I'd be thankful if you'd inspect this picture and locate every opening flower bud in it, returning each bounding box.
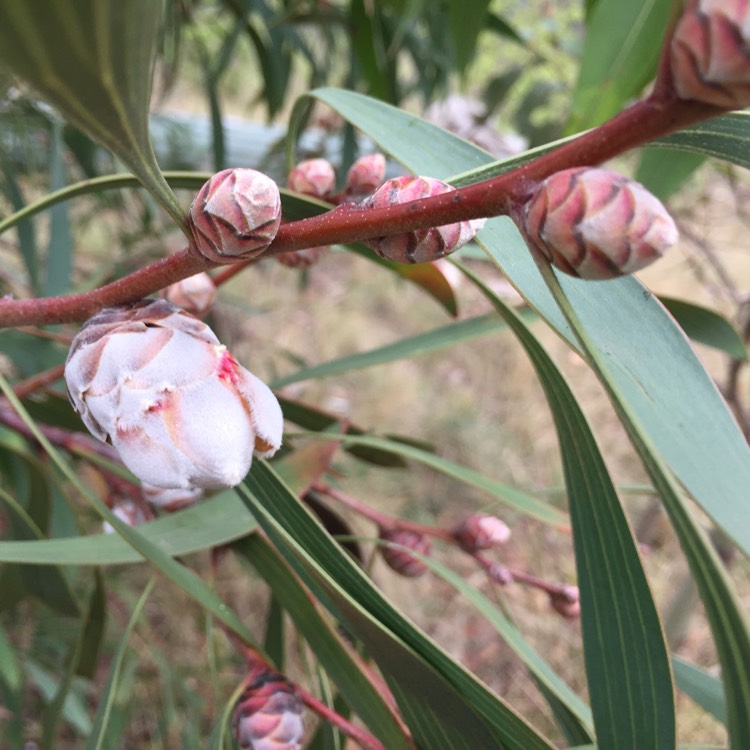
[521,167,678,280]
[162,272,217,317]
[361,175,485,264]
[65,299,283,490]
[453,514,511,552]
[233,672,304,750]
[188,168,282,263]
[379,528,432,577]
[287,158,336,198]
[671,0,750,108]
[345,152,386,197]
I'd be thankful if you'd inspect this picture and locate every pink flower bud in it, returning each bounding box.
[549,585,581,619]
[287,158,336,198]
[141,482,204,512]
[64,299,283,490]
[275,245,328,268]
[488,563,513,586]
[379,528,432,577]
[521,167,678,280]
[453,514,511,552]
[188,169,282,264]
[162,272,217,317]
[671,0,750,108]
[102,499,147,534]
[361,175,485,264]
[233,673,304,750]
[345,153,386,197]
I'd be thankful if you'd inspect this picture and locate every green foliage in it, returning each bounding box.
[1,0,748,748]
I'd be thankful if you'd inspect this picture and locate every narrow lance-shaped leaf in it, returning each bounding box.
[0,0,186,231]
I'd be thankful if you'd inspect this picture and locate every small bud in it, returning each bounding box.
[102,499,147,534]
[233,672,304,750]
[345,153,386,197]
[65,299,283,490]
[141,482,204,512]
[275,245,328,268]
[188,169,281,264]
[521,167,678,280]
[287,158,336,198]
[162,272,217,317]
[549,585,581,619]
[453,514,511,552]
[361,175,485,264]
[379,528,432,577]
[671,0,750,108]
[488,563,513,586]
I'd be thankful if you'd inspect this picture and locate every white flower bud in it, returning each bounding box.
[162,272,217,317]
[65,299,283,490]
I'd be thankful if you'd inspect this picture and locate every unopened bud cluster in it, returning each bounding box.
[64,299,282,490]
[233,672,304,750]
[188,169,282,264]
[361,175,485,264]
[379,528,432,577]
[520,167,678,280]
[453,514,511,552]
[671,0,750,109]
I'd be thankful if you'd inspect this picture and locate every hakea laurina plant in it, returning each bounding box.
[162,271,217,317]
[379,528,433,578]
[452,513,512,552]
[64,299,282,490]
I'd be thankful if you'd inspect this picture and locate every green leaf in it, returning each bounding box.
[76,570,107,679]
[0,0,186,230]
[237,535,413,750]
[636,148,706,199]
[672,655,726,725]
[448,0,491,73]
[568,0,677,130]
[457,262,675,749]
[658,296,747,360]
[301,87,750,560]
[270,312,532,388]
[239,461,555,750]
[85,579,154,750]
[44,119,73,297]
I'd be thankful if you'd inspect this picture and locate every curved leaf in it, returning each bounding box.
[0,0,186,230]
[672,655,726,725]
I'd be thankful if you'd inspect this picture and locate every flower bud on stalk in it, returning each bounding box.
[162,272,217,317]
[453,514,511,552]
[521,167,678,280]
[287,158,336,198]
[379,528,432,577]
[361,175,485,264]
[188,169,282,264]
[141,482,204,512]
[345,153,386,197]
[233,672,305,750]
[671,0,750,108]
[549,585,581,619]
[64,299,283,490]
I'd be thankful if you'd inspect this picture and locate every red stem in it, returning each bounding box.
[0,92,725,328]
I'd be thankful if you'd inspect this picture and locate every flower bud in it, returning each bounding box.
[361,176,485,264]
[671,0,750,108]
[345,153,386,197]
[521,167,678,280]
[275,245,328,268]
[65,299,283,490]
[287,158,336,198]
[549,585,581,619]
[452,514,511,552]
[379,528,431,577]
[488,563,513,586]
[102,499,147,534]
[141,482,204,512]
[233,672,304,750]
[162,272,217,317]
[188,169,282,264]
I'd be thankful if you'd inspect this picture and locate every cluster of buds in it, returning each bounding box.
[188,168,282,264]
[452,514,511,552]
[671,0,750,109]
[64,299,282,490]
[379,528,432,577]
[361,175,485,264]
[232,670,305,750]
[162,272,217,317]
[519,167,679,280]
